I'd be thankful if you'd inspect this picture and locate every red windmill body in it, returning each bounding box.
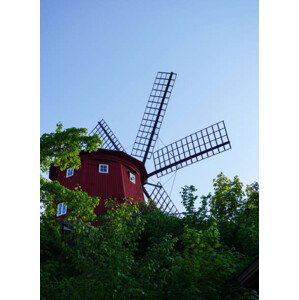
[51,72,232,218]
[50,149,147,215]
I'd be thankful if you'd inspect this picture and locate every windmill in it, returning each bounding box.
[89,72,231,215]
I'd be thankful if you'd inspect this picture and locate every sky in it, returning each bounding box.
[41,0,258,212]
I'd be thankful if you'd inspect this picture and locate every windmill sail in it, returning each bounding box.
[90,119,126,152]
[148,121,231,178]
[131,72,177,163]
[144,183,180,215]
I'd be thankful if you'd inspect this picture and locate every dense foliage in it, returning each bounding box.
[41,125,259,299]
[40,122,101,173]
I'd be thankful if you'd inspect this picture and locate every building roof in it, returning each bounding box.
[50,148,148,183]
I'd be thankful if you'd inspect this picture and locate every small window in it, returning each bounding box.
[99,164,109,173]
[57,203,67,216]
[129,172,136,184]
[66,168,74,178]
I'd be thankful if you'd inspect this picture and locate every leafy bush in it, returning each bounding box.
[40,124,258,299]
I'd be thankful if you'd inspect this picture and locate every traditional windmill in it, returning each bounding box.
[50,72,231,216]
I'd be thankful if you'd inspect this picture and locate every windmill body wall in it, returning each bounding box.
[50,149,147,215]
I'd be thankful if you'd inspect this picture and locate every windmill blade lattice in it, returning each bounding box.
[90,119,126,152]
[146,182,180,215]
[148,121,231,178]
[131,72,177,162]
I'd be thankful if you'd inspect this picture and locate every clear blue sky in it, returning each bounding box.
[41,0,258,212]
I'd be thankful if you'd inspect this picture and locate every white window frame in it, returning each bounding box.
[99,164,109,174]
[57,202,67,216]
[129,172,136,184]
[66,168,74,178]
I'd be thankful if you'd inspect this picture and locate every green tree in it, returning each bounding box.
[40,122,101,173]
[40,124,258,299]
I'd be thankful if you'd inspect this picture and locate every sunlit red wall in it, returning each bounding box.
[50,149,147,215]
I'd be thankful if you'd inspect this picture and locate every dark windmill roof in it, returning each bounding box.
[49,148,148,183]
[80,148,148,180]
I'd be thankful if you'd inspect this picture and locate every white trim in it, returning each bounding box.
[99,164,109,173]
[57,203,67,216]
[66,168,74,178]
[129,172,136,184]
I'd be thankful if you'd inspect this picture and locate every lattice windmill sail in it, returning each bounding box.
[148,121,231,178]
[131,72,177,162]
[90,119,126,152]
[90,72,231,215]
[147,182,180,215]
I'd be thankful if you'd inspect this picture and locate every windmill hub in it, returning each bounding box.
[51,72,231,217]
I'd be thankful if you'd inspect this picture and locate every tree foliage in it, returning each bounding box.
[40,122,102,173]
[40,124,259,299]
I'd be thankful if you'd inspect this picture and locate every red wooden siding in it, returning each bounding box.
[121,164,144,202]
[49,149,147,216]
